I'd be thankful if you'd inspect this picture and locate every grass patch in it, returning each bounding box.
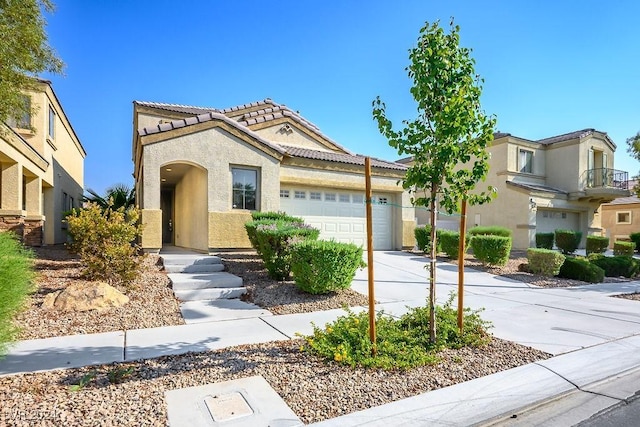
[0,232,35,356]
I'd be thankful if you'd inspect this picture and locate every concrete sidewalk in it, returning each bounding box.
[2,251,640,425]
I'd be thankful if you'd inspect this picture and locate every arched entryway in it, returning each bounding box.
[160,162,208,252]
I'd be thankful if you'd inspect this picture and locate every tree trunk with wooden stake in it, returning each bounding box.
[428,183,438,343]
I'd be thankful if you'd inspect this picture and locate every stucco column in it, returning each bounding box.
[24,176,42,216]
[142,162,161,209]
[1,162,20,211]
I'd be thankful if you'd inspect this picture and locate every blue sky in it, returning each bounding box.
[41,1,640,194]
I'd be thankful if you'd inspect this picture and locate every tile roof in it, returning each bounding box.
[138,111,286,155]
[280,145,407,171]
[134,101,218,116]
[603,195,640,205]
[536,128,611,145]
[506,181,568,195]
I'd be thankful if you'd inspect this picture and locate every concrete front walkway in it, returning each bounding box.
[2,251,640,426]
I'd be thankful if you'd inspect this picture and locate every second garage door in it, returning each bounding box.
[279,188,393,250]
[536,209,580,234]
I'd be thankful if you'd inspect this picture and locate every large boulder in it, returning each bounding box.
[43,282,129,312]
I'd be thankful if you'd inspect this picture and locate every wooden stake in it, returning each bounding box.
[458,199,467,332]
[365,157,376,354]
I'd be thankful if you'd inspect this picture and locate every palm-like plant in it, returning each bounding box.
[84,184,135,211]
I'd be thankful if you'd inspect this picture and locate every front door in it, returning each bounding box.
[161,189,174,244]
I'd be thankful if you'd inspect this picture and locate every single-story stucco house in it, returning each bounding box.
[132,99,415,253]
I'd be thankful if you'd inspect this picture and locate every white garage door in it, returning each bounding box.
[279,188,393,250]
[536,209,580,234]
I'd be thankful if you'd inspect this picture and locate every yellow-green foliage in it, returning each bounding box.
[0,232,35,356]
[66,203,144,286]
[527,248,565,276]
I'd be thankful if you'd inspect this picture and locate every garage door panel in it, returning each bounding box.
[280,189,392,250]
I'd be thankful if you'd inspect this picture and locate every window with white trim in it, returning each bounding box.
[518,149,533,174]
[310,192,321,200]
[378,197,389,205]
[352,194,364,204]
[280,190,290,198]
[231,167,257,210]
[339,194,350,203]
[617,211,631,224]
[294,190,306,199]
[48,105,56,139]
[325,193,336,201]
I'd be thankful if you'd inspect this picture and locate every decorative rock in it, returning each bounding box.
[42,282,129,311]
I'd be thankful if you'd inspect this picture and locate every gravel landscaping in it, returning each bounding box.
[4,246,638,425]
[15,246,184,340]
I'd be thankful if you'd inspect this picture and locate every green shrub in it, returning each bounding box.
[586,235,609,256]
[290,240,365,294]
[589,255,640,278]
[629,232,640,253]
[558,257,604,283]
[527,248,565,276]
[0,232,35,356]
[469,235,512,266]
[613,241,635,257]
[66,203,143,286]
[300,293,491,370]
[414,225,441,254]
[439,230,463,259]
[468,226,512,238]
[250,211,303,223]
[535,233,554,250]
[555,229,582,255]
[254,221,320,280]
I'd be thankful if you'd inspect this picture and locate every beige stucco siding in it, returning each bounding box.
[601,203,640,245]
[174,166,208,251]
[253,123,333,151]
[141,127,280,211]
[545,143,580,192]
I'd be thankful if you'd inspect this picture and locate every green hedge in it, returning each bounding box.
[585,235,609,256]
[414,225,441,254]
[558,257,604,283]
[630,232,640,253]
[0,232,35,356]
[439,230,463,260]
[613,241,635,257]
[250,211,303,223]
[527,248,565,277]
[254,221,320,280]
[469,235,511,266]
[555,230,582,255]
[290,240,365,294]
[589,255,640,278]
[535,233,554,250]
[468,226,512,237]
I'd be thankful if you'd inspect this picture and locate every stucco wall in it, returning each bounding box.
[141,209,162,252]
[208,211,252,250]
[253,123,332,151]
[174,166,208,251]
[545,143,580,192]
[602,203,640,245]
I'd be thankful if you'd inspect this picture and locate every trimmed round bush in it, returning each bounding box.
[439,230,462,259]
[290,240,365,294]
[613,241,635,257]
[589,255,640,278]
[469,235,512,266]
[414,225,441,254]
[527,248,565,276]
[555,229,582,255]
[468,226,512,238]
[586,235,609,256]
[535,233,554,250]
[629,232,640,253]
[254,221,320,280]
[558,257,604,283]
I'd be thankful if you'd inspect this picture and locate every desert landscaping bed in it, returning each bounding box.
[15,246,184,340]
[0,338,549,426]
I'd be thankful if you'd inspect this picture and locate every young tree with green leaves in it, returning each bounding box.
[372,19,496,343]
[0,0,63,127]
[626,131,640,196]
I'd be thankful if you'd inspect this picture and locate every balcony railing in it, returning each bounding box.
[583,168,629,189]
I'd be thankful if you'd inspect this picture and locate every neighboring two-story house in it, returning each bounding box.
[132,99,415,254]
[0,79,86,246]
[402,129,630,249]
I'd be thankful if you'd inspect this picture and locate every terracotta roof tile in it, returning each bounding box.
[280,145,407,171]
